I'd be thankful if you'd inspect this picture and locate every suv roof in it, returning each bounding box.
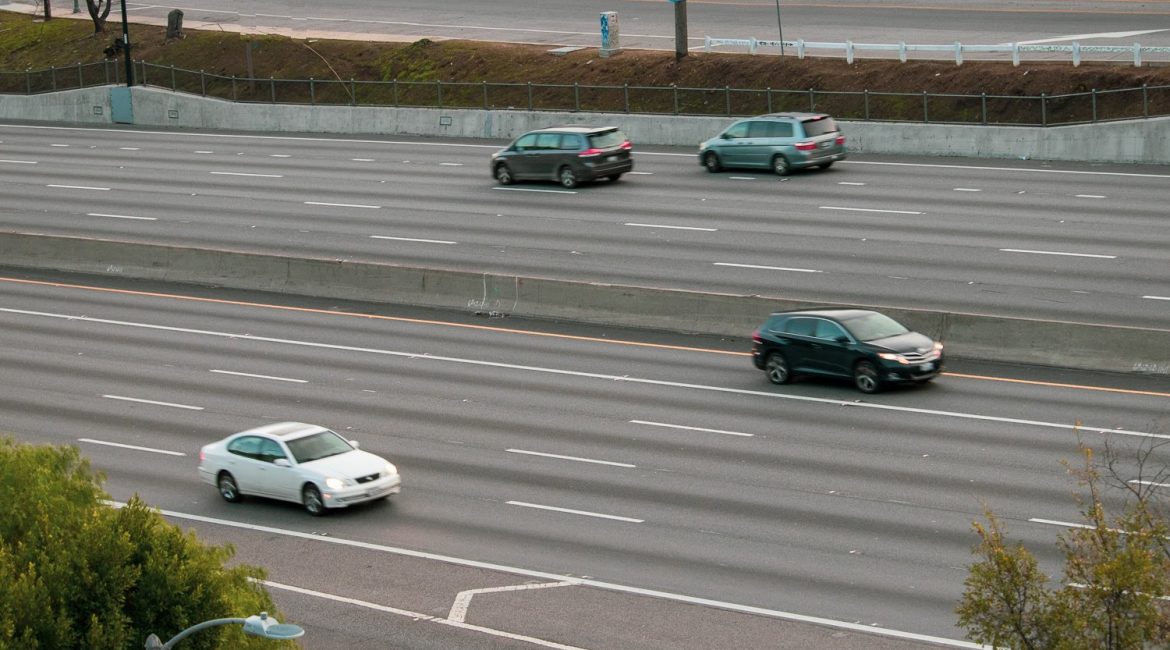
[530,125,621,134]
[751,112,834,121]
[769,308,877,319]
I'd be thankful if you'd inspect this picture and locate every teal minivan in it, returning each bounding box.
[698,113,847,176]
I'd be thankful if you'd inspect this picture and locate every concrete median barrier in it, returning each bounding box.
[2,231,1167,376]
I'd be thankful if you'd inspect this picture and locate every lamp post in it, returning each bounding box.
[119,0,134,86]
[144,612,304,649]
[774,0,785,55]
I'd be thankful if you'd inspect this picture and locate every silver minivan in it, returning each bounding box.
[698,113,847,176]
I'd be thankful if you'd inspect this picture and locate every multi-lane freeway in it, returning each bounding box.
[2,123,1168,327]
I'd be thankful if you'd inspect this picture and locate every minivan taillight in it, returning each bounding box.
[794,141,817,151]
[578,148,603,157]
[835,135,846,145]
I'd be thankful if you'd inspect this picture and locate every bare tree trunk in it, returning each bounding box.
[44,0,53,20]
[85,0,112,33]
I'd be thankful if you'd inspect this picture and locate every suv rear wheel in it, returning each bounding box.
[558,166,579,189]
[771,155,791,176]
[765,352,792,385]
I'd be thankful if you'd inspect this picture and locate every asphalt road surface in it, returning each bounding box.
[3,271,1169,647]
[2,123,1168,328]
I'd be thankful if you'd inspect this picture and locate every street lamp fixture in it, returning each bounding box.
[144,612,304,649]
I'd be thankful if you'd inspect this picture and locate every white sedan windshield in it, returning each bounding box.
[286,430,353,464]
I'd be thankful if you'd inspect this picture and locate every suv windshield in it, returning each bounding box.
[587,129,626,149]
[843,313,909,342]
[286,430,353,464]
[801,117,838,137]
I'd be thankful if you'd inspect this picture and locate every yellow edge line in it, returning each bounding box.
[0,276,745,356]
[4,276,1167,398]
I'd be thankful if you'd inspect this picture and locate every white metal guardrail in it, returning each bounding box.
[703,37,1170,66]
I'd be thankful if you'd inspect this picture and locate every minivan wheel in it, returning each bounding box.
[217,472,242,503]
[854,360,883,394]
[607,173,623,182]
[818,162,834,170]
[558,166,579,189]
[494,163,514,185]
[303,484,326,516]
[771,155,791,176]
[765,352,792,385]
[703,152,722,173]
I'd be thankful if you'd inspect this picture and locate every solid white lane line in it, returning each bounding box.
[47,184,110,190]
[102,394,204,410]
[628,171,653,175]
[1000,248,1117,259]
[820,206,923,215]
[629,420,754,437]
[1144,296,1170,301]
[370,235,457,244]
[1075,194,1106,199]
[1029,518,1095,531]
[119,147,140,151]
[837,181,865,186]
[842,160,1170,179]
[449,582,576,624]
[625,223,717,232]
[351,158,375,162]
[50,143,69,147]
[953,188,982,192]
[118,503,984,648]
[210,369,307,383]
[262,580,586,650]
[8,308,1160,440]
[194,150,214,154]
[0,159,37,164]
[269,154,291,158]
[506,501,644,523]
[79,438,185,456]
[304,201,381,209]
[507,449,635,468]
[439,162,463,166]
[88,212,157,221]
[491,187,577,194]
[714,262,821,273]
[209,171,283,178]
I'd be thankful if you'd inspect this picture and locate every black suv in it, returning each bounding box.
[491,126,634,189]
[751,309,943,393]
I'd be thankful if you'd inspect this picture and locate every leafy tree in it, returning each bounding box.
[957,443,1170,649]
[0,437,296,650]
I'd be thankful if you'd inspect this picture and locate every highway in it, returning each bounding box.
[2,123,1168,328]
[2,271,1169,647]
[87,0,1170,52]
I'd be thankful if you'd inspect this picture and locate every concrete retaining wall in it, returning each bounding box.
[2,232,1167,375]
[1,85,1168,163]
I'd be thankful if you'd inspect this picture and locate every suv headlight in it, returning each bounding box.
[877,352,910,365]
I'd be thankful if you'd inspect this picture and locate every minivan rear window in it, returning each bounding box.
[588,129,627,149]
[801,117,838,137]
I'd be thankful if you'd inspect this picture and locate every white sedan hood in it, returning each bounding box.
[301,449,388,478]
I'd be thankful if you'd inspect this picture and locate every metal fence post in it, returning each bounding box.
[200,69,205,96]
[864,89,869,121]
[808,87,814,111]
[139,61,145,86]
[437,79,442,108]
[170,64,176,91]
[310,78,315,104]
[1040,93,1047,127]
[393,78,398,107]
[766,87,772,113]
[725,85,731,116]
[26,68,31,94]
[981,92,987,125]
[231,75,237,100]
[270,77,276,102]
[1091,88,1097,122]
[672,84,678,115]
[351,79,356,106]
[623,83,629,113]
[527,82,533,111]
[77,62,83,87]
[51,65,56,91]
[482,80,488,109]
[1143,84,1149,117]
[922,90,928,123]
[574,82,580,111]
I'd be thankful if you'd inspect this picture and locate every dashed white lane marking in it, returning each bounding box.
[628,170,653,175]
[370,235,457,244]
[953,188,981,192]
[261,580,586,650]
[270,154,291,158]
[88,212,157,221]
[448,581,576,624]
[209,171,283,178]
[119,147,140,151]
[714,262,821,273]
[625,222,717,232]
[729,176,756,180]
[50,143,69,147]
[506,501,644,523]
[48,184,110,191]
[305,201,381,209]
[491,187,577,194]
[1029,518,1095,530]
[507,448,635,468]
[1129,479,1170,488]
[1000,248,1117,259]
[210,369,307,383]
[630,420,754,437]
[8,308,1161,440]
[102,394,204,410]
[351,158,375,162]
[79,438,186,456]
[0,159,36,164]
[1144,295,1170,301]
[439,162,463,166]
[194,150,214,154]
[1075,194,1106,199]
[126,504,982,648]
[820,206,923,215]
[837,181,865,186]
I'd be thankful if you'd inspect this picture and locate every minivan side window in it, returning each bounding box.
[723,122,750,139]
[513,134,539,150]
[783,318,817,337]
[747,121,772,138]
[535,133,562,150]
[766,121,794,138]
[559,134,584,150]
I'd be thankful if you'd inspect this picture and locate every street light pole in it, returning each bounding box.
[144,612,304,649]
[774,0,785,56]
[119,0,134,86]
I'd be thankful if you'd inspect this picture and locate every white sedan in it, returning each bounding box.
[198,422,401,516]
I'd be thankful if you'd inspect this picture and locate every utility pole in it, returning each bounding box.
[775,0,785,55]
[673,0,687,60]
